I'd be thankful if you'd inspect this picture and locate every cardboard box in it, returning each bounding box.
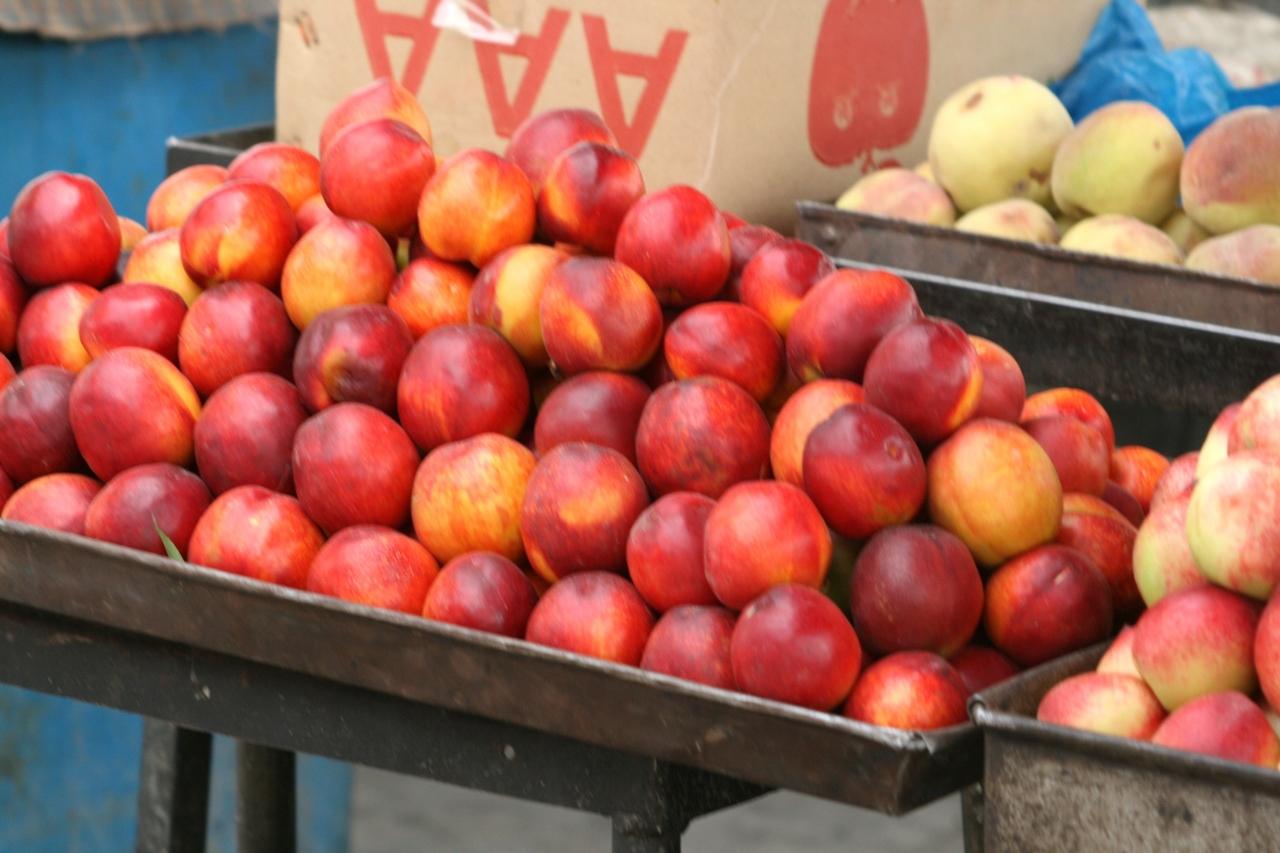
[277,0,1109,228]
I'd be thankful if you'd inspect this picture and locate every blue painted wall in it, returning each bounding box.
[0,687,353,852]
[0,20,277,221]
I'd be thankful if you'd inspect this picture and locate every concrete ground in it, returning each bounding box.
[349,768,963,853]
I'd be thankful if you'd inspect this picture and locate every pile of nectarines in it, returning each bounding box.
[0,77,1175,732]
[1038,377,1280,770]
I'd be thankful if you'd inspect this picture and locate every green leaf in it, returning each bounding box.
[152,515,184,563]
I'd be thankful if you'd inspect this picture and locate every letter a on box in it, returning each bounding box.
[581,14,687,158]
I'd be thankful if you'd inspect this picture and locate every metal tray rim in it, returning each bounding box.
[970,642,1280,796]
[0,519,968,752]
[796,200,1280,297]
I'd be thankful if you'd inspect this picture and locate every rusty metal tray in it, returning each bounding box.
[970,644,1280,852]
[165,124,274,172]
[0,521,979,816]
[797,202,1280,335]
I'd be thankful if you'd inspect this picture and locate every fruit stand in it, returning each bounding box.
[0,523,976,852]
[6,1,1280,851]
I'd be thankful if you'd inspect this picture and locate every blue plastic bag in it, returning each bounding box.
[1051,0,1280,142]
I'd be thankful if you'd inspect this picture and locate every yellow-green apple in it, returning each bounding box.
[1186,450,1280,599]
[1096,625,1141,678]
[1181,107,1280,234]
[1230,374,1280,455]
[1132,584,1259,710]
[1150,451,1198,508]
[1133,492,1206,607]
[1037,672,1165,739]
[1198,402,1242,478]
[1254,594,1280,713]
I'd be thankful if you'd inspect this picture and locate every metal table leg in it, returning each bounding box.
[135,719,212,853]
[236,742,296,853]
[961,783,985,853]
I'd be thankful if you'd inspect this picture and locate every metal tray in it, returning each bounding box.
[0,521,978,815]
[165,124,274,173]
[796,203,1280,334]
[970,644,1280,851]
